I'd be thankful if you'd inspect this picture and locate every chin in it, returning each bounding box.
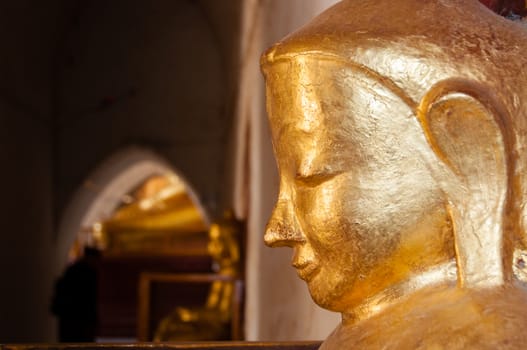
[308,281,348,312]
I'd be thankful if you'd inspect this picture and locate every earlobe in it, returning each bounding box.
[417,79,513,288]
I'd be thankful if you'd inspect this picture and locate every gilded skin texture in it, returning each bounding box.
[261,0,527,348]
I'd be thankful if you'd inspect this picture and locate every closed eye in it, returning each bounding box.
[294,171,342,187]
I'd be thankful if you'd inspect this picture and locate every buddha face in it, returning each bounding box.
[264,57,454,312]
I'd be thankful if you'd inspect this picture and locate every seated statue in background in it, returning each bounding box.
[154,211,241,341]
[261,0,527,348]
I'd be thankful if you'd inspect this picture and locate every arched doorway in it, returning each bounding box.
[54,146,213,341]
[57,146,209,267]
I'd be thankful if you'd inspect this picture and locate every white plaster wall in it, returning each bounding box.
[240,0,341,341]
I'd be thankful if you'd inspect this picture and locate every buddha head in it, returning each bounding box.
[261,0,527,317]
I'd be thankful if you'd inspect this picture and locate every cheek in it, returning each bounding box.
[295,184,359,254]
[295,181,403,270]
[295,183,345,229]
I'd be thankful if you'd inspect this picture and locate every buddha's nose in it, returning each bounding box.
[264,200,305,247]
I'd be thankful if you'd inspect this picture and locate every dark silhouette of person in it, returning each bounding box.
[51,247,100,342]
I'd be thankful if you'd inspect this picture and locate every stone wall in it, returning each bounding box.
[240,0,341,341]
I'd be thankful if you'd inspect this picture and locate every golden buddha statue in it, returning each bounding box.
[154,210,241,341]
[261,0,527,348]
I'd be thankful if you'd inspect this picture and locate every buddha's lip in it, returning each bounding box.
[293,262,320,281]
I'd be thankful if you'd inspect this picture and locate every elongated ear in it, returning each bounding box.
[417,79,513,288]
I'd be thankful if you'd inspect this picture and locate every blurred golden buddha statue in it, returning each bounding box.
[261,0,527,348]
[154,210,241,341]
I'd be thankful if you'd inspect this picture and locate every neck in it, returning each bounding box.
[342,260,458,325]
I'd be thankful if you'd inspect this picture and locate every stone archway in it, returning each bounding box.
[56,146,210,271]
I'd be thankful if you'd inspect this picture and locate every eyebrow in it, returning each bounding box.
[274,123,351,177]
[276,122,313,140]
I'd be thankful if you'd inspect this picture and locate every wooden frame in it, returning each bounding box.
[137,272,244,342]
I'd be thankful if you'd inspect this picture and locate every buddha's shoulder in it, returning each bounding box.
[321,286,527,349]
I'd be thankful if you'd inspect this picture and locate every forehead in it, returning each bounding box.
[265,56,347,133]
[264,56,419,166]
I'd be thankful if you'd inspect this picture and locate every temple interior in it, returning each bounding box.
[0,0,525,344]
